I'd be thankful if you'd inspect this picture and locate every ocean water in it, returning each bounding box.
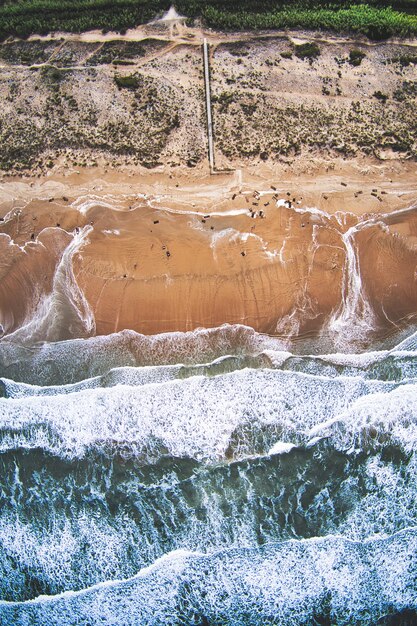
[0,322,416,625]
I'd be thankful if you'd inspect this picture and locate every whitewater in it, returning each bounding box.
[0,320,416,624]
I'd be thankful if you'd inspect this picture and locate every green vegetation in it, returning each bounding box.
[112,59,136,65]
[294,42,320,60]
[86,40,167,66]
[387,53,417,66]
[0,1,416,41]
[212,90,236,112]
[373,90,389,102]
[40,65,63,81]
[114,73,140,89]
[0,0,171,41]
[349,48,366,66]
[393,79,417,99]
[200,5,417,40]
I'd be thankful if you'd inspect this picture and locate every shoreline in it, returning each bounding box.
[0,157,416,344]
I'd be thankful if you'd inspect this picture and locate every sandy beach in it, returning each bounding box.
[0,158,416,342]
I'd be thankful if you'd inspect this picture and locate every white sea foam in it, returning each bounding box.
[72,195,137,215]
[209,227,278,261]
[1,529,416,625]
[0,324,286,385]
[309,381,417,453]
[0,368,413,461]
[0,435,416,605]
[328,222,378,348]
[261,350,293,367]
[0,354,247,397]
[1,319,415,388]
[267,441,296,455]
[316,350,389,368]
[3,226,95,344]
[149,199,250,218]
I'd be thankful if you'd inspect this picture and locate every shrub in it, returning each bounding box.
[114,74,140,89]
[373,90,389,102]
[294,42,321,61]
[113,59,135,66]
[349,49,366,66]
[389,54,417,67]
[41,66,63,82]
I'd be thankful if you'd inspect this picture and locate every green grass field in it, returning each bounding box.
[0,1,416,41]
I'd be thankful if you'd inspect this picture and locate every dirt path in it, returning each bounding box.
[21,20,417,49]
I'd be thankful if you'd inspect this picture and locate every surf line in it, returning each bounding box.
[203,38,234,175]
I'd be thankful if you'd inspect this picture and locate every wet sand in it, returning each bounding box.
[0,160,416,343]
